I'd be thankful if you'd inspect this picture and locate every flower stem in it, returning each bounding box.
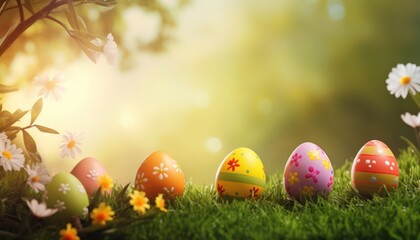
[410,93,420,109]
[415,127,420,150]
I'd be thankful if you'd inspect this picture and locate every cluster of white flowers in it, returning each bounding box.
[386,63,420,129]
[91,33,118,66]
[0,132,24,171]
[1,132,53,217]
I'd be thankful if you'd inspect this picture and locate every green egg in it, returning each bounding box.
[45,172,89,223]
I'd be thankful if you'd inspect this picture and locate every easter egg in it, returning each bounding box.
[134,151,184,201]
[71,157,108,196]
[351,140,399,197]
[45,172,89,222]
[283,142,334,201]
[215,147,266,199]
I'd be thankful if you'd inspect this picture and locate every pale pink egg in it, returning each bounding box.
[71,157,108,196]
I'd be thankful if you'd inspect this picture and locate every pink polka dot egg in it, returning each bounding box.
[283,142,334,202]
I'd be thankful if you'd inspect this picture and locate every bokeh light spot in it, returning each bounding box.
[206,137,222,153]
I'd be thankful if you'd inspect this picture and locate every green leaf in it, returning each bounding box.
[34,125,59,134]
[71,32,102,51]
[30,98,43,125]
[0,200,4,218]
[22,129,37,154]
[0,0,9,16]
[116,183,131,203]
[92,0,118,7]
[29,151,42,163]
[0,110,11,119]
[65,10,78,30]
[67,0,79,31]
[400,136,420,157]
[23,0,34,14]
[77,16,88,32]
[5,128,20,141]
[0,230,18,239]
[0,109,28,132]
[77,40,99,63]
[0,84,19,94]
[88,187,102,213]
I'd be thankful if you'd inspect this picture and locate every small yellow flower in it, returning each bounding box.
[301,186,315,196]
[59,223,80,240]
[90,202,115,225]
[129,190,150,214]
[97,174,114,193]
[155,194,167,212]
[322,159,331,170]
[288,172,300,186]
[308,150,321,161]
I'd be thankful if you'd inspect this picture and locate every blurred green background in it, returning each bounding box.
[1,0,419,184]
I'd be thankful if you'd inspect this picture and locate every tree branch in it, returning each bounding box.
[0,0,67,57]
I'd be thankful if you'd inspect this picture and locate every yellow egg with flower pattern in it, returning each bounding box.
[215,147,266,199]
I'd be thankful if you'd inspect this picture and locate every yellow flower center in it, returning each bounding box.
[400,76,411,85]
[159,169,164,173]
[2,150,12,160]
[67,140,76,149]
[45,80,56,90]
[135,198,145,206]
[62,232,77,240]
[31,175,39,183]
[96,211,107,222]
[98,174,114,192]
[59,224,79,240]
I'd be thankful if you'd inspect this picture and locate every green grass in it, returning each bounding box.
[1,149,419,239]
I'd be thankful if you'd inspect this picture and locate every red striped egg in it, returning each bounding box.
[351,140,399,197]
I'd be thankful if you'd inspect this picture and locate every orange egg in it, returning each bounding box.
[134,151,185,201]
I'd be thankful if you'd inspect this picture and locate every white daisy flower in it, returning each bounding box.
[152,162,169,181]
[33,73,66,101]
[386,63,420,98]
[25,199,58,218]
[59,131,82,159]
[401,112,420,128]
[0,141,24,171]
[103,33,118,66]
[0,132,9,144]
[25,164,51,193]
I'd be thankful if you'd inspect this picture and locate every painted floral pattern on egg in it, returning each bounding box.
[215,147,266,199]
[45,172,89,223]
[134,151,185,201]
[70,157,109,196]
[283,142,334,201]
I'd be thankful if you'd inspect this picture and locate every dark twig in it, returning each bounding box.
[16,0,24,22]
